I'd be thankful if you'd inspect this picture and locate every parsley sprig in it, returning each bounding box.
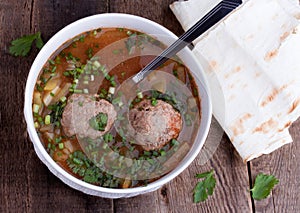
[193,170,216,203]
[251,173,279,200]
[9,32,44,56]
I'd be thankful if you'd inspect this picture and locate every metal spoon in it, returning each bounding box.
[132,0,242,84]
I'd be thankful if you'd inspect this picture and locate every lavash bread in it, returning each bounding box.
[170,0,300,161]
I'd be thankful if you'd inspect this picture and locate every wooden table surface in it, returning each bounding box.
[1,0,299,212]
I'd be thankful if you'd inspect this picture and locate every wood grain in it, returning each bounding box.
[0,0,113,212]
[1,0,300,212]
[250,119,300,213]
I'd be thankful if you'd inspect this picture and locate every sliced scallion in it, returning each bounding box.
[45,115,51,125]
[108,87,115,94]
[58,143,64,150]
[60,96,67,102]
[33,104,40,113]
[90,75,94,81]
[34,122,39,128]
[137,92,143,99]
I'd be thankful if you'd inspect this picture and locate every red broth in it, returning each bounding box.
[33,28,200,188]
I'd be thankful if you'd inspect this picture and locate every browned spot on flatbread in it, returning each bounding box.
[280,31,290,42]
[228,95,236,101]
[209,60,217,69]
[253,118,278,134]
[224,66,241,79]
[278,121,292,132]
[235,66,241,72]
[246,34,254,40]
[288,99,300,114]
[231,113,253,136]
[260,85,288,107]
[255,71,261,78]
[264,49,278,62]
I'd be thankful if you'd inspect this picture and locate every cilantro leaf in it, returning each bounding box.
[89,112,108,131]
[251,173,279,200]
[9,32,44,56]
[193,170,216,203]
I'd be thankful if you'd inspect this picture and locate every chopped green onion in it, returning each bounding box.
[93,30,97,36]
[103,133,113,143]
[160,150,166,156]
[111,80,116,87]
[79,35,85,42]
[73,157,83,165]
[121,72,126,77]
[151,98,158,106]
[58,143,64,150]
[63,71,70,76]
[60,96,67,102]
[50,92,55,97]
[83,80,89,85]
[45,115,51,125]
[112,49,120,54]
[34,122,39,128]
[74,89,83,93]
[127,31,132,36]
[90,75,95,81]
[86,47,93,58]
[173,69,178,77]
[89,112,108,131]
[51,66,57,73]
[93,60,101,69]
[83,88,89,94]
[36,84,43,92]
[137,92,143,99]
[48,59,55,65]
[171,139,179,146]
[73,79,79,84]
[78,101,83,107]
[108,87,115,94]
[33,104,40,113]
[55,137,62,143]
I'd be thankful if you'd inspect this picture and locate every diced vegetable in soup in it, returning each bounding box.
[33,28,201,188]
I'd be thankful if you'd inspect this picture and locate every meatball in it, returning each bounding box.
[129,99,182,150]
[61,94,116,139]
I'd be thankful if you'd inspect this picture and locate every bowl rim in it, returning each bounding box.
[24,13,212,196]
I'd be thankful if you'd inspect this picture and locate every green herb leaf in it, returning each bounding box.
[89,112,108,131]
[193,170,216,203]
[9,32,44,56]
[48,100,66,127]
[251,173,279,200]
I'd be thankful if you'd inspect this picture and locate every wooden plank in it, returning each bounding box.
[0,0,113,212]
[250,119,300,212]
[110,0,184,36]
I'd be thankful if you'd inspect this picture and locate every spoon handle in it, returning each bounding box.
[132,0,242,83]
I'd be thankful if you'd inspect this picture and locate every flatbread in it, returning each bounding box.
[170,0,300,161]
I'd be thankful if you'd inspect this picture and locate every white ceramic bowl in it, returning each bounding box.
[24,13,212,198]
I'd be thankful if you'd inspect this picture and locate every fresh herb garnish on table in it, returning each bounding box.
[250,173,279,200]
[193,170,216,203]
[9,32,44,56]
